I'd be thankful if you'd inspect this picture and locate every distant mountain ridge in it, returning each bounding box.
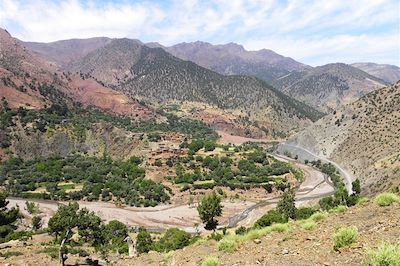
[275,63,387,112]
[24,38,390,112]
[149,42,387,112]
[351,62,400,84]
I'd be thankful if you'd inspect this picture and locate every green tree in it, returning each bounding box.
[197,192,223,230]
[136,227,153,253]
[32,216,42,230]
[100,220,128,254]
[0,191,20,240]
[48,202,102,266]
[277,189,296,219]
[352,179,361,195]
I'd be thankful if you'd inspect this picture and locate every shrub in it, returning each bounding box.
[269,223,290,233]
[208,232,223,241]
[254,209,287,228]
[217,238,236,252]
[153,228,191,252]
[362,242,400,266]
[333,226,358,251]
[374,193,400,207]
[235,226,248,235]
[356,197,369,205]
[301,221,317,230]
[309,212,328,222]
[202,256,219,266]
[295,207,317,220]
[319,196,338,211]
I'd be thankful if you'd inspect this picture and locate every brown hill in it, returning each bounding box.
[67,38,322,136]
[351,62,400,84]
[0,28,153,119]
[274,63,387,112]
[24,37,112,68]
[287,82,400,194]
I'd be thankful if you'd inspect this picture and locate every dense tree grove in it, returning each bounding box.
[0,155,170,207]
[0,103,217,145]
[171,148,302,191]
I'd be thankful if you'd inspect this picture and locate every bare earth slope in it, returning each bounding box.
[0,28,153,119]
[23,37,113,68]
[287,82,400,194]
[276,63,387,112]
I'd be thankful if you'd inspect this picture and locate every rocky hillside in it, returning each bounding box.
[20,37,389,113]
[0,28,154,119]
[147,43,388,112]
[287,82,400,194]
[276,63,387,112]
[68,38,322,134]
[351,62,400,84]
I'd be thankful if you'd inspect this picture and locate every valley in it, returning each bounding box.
[6,151,334,232]
[0,17,399,266]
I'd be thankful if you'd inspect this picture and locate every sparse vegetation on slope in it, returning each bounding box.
[362,242,400,266]
[333,226,358,251]
[290,82,400,195]
[374,193,400,207]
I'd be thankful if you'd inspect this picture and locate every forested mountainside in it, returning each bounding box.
[68,38,322,134]
[148,42,387,112]
[288,82,400,194]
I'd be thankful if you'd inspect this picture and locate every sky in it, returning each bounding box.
[0,0,399,66]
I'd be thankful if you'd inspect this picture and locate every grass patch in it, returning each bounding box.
[374,193,400,207]
[0,251,23,258]
[309,212,328,222]
[269,223,290,233]
[301,221,317,230]
[202,256,219,266]
[217,238,236,252]
[362,242,400,266]
[357,197,369,205]
[218,223,290,251]
[333,226,358,251]
[329,205,348,214]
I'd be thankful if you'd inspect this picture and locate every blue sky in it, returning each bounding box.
[0,0,399,66]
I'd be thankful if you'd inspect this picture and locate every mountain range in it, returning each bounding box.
[2,28,399,182]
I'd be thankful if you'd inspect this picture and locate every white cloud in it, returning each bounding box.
[0,0,398,65]
[242,33,400,66]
